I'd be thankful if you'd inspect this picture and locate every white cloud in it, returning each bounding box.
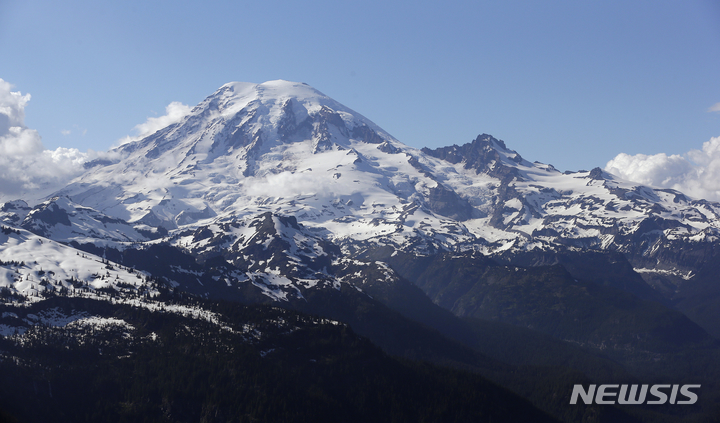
[61,125,87,137]
[0,79,191,203]
[0,79,88,202]
[0,80,30,138]
[245,171,336,199]
[117,101,191,146]
[708,103,720,113]
[605,136,720,201]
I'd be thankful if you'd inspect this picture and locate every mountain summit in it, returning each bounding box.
[56,80,478,249]
[40,80,720,261]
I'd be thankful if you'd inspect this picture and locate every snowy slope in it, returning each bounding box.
[0,226,155,300]
[167,211,408,302]
[14,196,162,245]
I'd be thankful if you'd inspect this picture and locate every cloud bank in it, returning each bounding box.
[0,78,191,203]
[606,136,720,201]
[116,101,191,146]
[0,79,87,202]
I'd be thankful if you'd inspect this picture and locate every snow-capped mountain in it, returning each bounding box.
[30,80,713,273]
[4,79,720,422]
[52,80,475,251]
[3,79,720,309]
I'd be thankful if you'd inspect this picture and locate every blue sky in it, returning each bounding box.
[0,1,719,178]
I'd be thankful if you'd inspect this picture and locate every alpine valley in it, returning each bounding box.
[2,80,720,422]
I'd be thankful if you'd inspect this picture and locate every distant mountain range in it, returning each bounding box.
[2,80,720,422]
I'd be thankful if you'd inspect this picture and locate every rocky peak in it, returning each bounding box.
[587,167,607,180]
[422,133,525,180]
[0,199,33,226]
[0,199,30,213]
